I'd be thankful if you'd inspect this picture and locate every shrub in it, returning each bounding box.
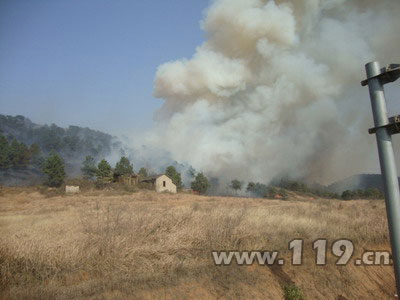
[283,284,305,300]
[341,188,384,200]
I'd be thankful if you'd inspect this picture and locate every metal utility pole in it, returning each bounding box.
[362,61,400,295]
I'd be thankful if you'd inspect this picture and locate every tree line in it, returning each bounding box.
[0,133,42,170]
[0,129,384,199]
[341,188,384,200]
[228,178,384,200]
[0,131,212,194]
[0,114,119,161]
[39,153,211,194]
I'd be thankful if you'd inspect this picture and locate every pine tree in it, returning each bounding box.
[81,155,97,179]
[138,167,148,178]
[96,159,113,182]
[114,156,133,176]
[9,139,30,169]
[0,134,10,169]
[42,152,66,187]
[29,143,40,157]
[191,172,209,195]
[246,182,255,193]
[165,165,183,190]
[230,179,242,192]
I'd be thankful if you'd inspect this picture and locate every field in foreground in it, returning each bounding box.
[0,187,396,299]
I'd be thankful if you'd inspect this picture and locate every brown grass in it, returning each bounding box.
[0,187,396,299]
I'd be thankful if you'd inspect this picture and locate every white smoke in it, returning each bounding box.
[149,0,400,184]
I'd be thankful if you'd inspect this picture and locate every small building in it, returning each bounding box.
[140,174,177,193]
[114,174,139,186]
[65,185,80,194]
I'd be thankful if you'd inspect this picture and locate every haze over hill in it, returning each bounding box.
[0,114,194,186]
[1,113,396,195]
[326,174,399,194]
[148,0,400,185]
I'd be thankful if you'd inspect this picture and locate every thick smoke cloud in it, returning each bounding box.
[150,0,400,184]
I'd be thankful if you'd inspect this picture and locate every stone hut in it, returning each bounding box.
[140,174,177,193]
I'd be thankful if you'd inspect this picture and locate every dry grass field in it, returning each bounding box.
[0,187,396,299]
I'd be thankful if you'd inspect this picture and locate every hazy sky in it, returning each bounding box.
[0,0,210,135]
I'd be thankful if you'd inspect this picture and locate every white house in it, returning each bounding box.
[140,174,177,193]
[65,185,80,194]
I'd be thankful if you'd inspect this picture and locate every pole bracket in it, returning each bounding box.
[369,115,400,135]
[362,64,400,86]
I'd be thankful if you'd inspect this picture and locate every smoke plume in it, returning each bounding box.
[150,0,400,184]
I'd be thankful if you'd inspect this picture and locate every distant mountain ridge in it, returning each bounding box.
[0,114,121,159]
[1,115,395,192]
[0,114,194,186]
[327,173,400,193]
[0,114,128,183]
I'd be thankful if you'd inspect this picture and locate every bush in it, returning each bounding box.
[122,184,138,193]
[341,188,384,200]
[37,186,64,198]
[276,179,340,199]
[283,284,305,300]
[94,180,108,190]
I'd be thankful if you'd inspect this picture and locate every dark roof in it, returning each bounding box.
[115,173,138,178]
[140,174,168,183]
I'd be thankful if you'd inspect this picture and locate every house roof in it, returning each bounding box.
[115,173,138,178]
[140,174,171,183]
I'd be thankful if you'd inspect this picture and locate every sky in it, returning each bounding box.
[0,0,211,136]
[2,0,400,184]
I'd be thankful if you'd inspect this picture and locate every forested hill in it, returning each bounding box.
[0,114,127,184]
[0,114,123,157]
[327,174,396,193]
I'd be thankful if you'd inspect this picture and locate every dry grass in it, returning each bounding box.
[0,187,395,299]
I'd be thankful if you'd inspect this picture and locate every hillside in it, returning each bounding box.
[0,114,129,184]
[0,188,394,299]
[327,174,399,193]
[0,114,392,197]
[0,114,123,159]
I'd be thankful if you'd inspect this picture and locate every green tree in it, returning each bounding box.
[81,155,97,179]
[246,182,255,193]
[341,190,353,200]
[9,139,30,169]
[279,188,288,200]
[97,159,113,182]
[230,179,242,193]
[0,134,10,169]
[187,166,196,178]
[29,143,42,168]
[114,156,133,176]
[191,172,209,195]
[367,188,384,199]
[42,152,66,187]
[165,165,183,190]
[138,167,148,178]
[29,143,40,157]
